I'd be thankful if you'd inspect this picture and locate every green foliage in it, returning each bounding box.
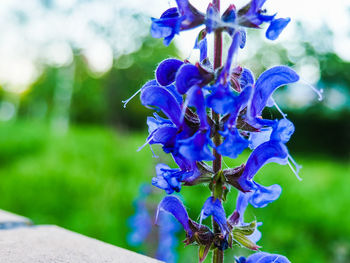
[0,122,348,262]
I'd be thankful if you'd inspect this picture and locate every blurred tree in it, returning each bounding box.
[103,36,178,129]
[17,36,178,130]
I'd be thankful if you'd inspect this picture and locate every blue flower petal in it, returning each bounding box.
[266,17,291,40]
[195,37,208,62]
[238,141,289,191]
[217,128,248,159]
[249,182,282,208]
[151,8,183,46]
[200,197,228,235]
[152,164,183,194]
[206,84,236,115]
[175,64,203,94]
[270,118,294,143]
[205,3,220,33]
[240,68,255,89]
[228,85,253,126]
[141,85,182,127]
[147,113,173,134]
[235,182,281,217]
[178,130,214,161]
[235,191,250,221]
[151,126,178,153]
[175,0,203,23]
[186,86,208,129]
[249,0,267,11]
[250,66,299,118]
[248,127,272,149]
[156,58,184,86]
[242,0,271,26]
[222,4,236,23]
[165,84,183,105]
[220,32,241,83]
[246,252,291,263]
[156,196,192,235]
[239,30,247,48]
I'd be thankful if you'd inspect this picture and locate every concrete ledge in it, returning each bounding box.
[0,209,32,229]
[0,225,162,263]
[0,210,162,263]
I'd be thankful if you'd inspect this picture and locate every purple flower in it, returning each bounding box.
[156,213,180,263]
[151,0,205,45]
[151,8,183,46]
[127,185,152,246]
[152,163,198,194]
[235,0,290,40]
[205,3,220,33]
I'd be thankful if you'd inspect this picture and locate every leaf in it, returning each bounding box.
[199,244,211,263]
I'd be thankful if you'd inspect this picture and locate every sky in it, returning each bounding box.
[0,0,349,102]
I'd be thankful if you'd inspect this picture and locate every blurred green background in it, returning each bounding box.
[0,0,349,263]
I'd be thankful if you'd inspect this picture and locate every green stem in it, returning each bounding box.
[212,1,224,263]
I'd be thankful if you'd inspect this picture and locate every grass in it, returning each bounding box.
[0,121,349,262]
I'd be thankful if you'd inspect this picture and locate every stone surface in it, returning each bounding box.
[0,225,163,263]
[0,209,32,229]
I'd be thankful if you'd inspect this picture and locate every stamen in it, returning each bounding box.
[287,155,302,181]
[137,136,153,152]
[273,98,287,119]
[288,154,302,173]
[222,158,229,169]
[149,145,159,158]
[300,79,323,101]
[122,88,142,108]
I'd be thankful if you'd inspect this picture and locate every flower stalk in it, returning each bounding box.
[212,0,224,262]
[123,0,320,262]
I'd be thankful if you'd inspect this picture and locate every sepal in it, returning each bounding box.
[232,230,260,251]
[223,164,246,192]
[199,244,211,263]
